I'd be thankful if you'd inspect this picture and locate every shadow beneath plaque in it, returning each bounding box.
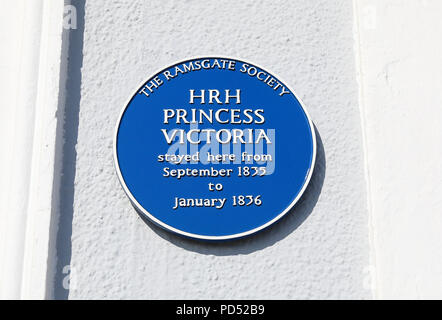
[136,126,325,255]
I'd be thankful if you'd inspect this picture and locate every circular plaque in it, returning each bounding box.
[114,57,316,240]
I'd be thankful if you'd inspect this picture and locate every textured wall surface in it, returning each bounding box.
[59,0,370,299]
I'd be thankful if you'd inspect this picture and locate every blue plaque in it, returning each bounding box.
[114,57,316,240]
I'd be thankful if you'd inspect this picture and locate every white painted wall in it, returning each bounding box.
[355,0,442,299]
[60,0,370,299]
[2,0,442,300]
[0,0,39,299]
[0,0,67,299]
